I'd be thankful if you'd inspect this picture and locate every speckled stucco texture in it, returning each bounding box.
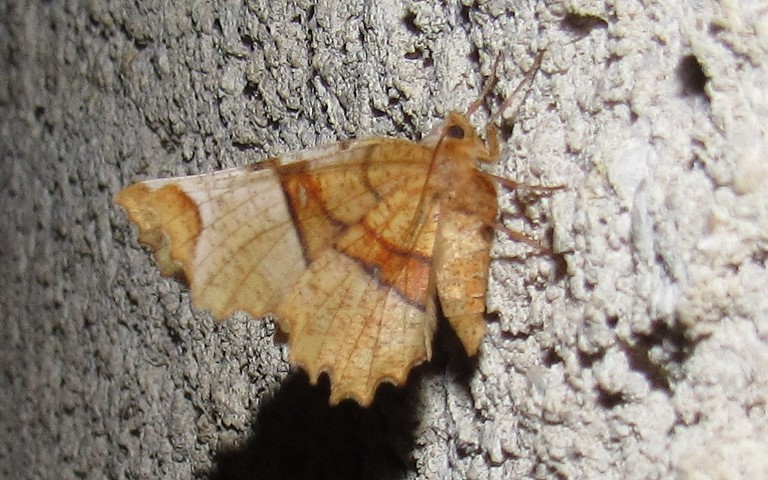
[2,1,767,479]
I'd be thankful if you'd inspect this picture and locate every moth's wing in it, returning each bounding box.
[115,138,440,405]
[114,139,425,321]
[434,171,498,356]
[276,143,441,406]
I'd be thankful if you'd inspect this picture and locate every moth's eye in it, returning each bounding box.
[447,125,465,139]
[480,224,495,242]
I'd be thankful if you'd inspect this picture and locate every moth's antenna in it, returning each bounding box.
[465,53,504,118]
[488,49,546,125]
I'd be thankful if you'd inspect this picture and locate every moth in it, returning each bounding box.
[115,52,554,406]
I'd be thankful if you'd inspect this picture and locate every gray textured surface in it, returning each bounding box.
[2,0,767,479]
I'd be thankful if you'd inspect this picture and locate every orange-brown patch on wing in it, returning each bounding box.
[114,183,201,282]
[336,177,438,307]
[279,143,432,263]
[281,172,347,262]
[337,223,432,309]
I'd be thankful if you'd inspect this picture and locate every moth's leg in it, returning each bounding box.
[493,221,554,256]
[486,124,501,161]
[483,172,565,194]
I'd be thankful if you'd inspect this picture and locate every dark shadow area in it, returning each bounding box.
[621,318,699,394]
[596,387,627,409]
[432,311,481,397]
[560,12,609,36]
[577,348,605,369]
[210,315,477,480]
[676,54,709,99]
[210,372,415,480]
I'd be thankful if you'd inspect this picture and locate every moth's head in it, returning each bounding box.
[422,111,495,164]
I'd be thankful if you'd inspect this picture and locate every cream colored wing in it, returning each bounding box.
[115,139,429,321]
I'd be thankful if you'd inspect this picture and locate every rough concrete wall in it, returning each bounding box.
[2,0,767,479]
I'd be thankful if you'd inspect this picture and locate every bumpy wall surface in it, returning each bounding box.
[2,1,767,478]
